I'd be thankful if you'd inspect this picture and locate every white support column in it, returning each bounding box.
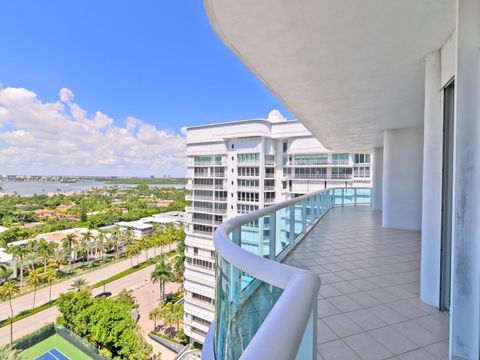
[382,127,423,230]
[371,147,383,211]
[420,50,442,308]
[450,1,480,358]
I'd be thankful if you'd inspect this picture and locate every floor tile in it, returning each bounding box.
[318,340,361,360]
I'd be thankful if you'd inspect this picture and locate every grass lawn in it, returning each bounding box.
[21,334,93,360]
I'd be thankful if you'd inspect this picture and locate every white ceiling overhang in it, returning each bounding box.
[205,0,456,151]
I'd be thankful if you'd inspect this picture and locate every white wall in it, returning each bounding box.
[450,1,480,358]
[382,127,423,230]
[371,147,383,211]
[420,50,443,307]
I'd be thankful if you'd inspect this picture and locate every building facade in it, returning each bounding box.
[183,118,371,343]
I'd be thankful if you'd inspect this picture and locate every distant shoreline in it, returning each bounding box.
[102,178,187,185]
[0,180,185,196]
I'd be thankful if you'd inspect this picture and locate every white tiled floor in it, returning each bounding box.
[283,206,449,360]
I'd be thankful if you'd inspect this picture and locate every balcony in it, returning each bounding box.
[203,188,448,360]
[289,173,353,180]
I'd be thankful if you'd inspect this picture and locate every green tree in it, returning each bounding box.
[49,247,66,271]
[96,233,106,261]
[0,344,25,359]
[125,244,140,267]
[115,289,136,309]
[69,277,89,291]
[172,303,184,331]
[76,240,89,268]
[85,298,152,359]
[79,199,87,222]
[0,281,20,344]
[0,264,13,284]
[45,269,59,303]
[158,302,173,329]
[7,244,29,288]
[149,306,161,331]
[151,258,174,304]
[26,268,43,309]
[36,239,55,274]
[57,289,93,336]
[62,233,77,272]
[111,226,124,259]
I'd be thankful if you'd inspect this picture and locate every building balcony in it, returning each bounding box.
[289,173,353,180]
[187,196,227,202]
[187,159,227,167]
[203,188,448,360]
[288,160,351,166]
[190,183,226,190]
[192,173,227,178]
[186,206,227,215]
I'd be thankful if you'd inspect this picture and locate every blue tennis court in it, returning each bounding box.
[35,348,70,360]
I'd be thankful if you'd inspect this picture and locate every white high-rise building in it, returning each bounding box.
[183,117,371,343]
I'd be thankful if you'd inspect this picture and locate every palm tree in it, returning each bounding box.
[49,247,66,271]
[140,236,150,261]
[82,231,92,258]
[173,303,184,331]
[69,277,89,291]
[45,269,59,302]
[36,239,55,274]
[26,268,43,309]
[7,245,29,288]
[96,233,106,261]
[159,302,174,329]
[24,253,37,273]
[112,226,124,259]
[151,259,174,303]
[124,228,135,246]
[75,240,89,268]
[0,344,25,359]
[149,306,161,331]
[125,244,140,267]
[104,236,116,257]
[62,233,77,272]
[0,281,20,344]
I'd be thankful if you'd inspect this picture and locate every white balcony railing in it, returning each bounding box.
[202,187,372,360]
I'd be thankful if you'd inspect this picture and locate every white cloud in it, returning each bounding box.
[267,109,287,123]
[0,87,186,176]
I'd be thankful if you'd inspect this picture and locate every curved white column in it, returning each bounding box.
[420,50,442,307]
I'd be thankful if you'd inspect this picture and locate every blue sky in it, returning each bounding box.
[0,0,292,133]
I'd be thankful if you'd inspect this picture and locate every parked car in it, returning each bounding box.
[94,291,112,298]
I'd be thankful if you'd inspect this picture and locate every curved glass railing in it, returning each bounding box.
[205,188,372,360]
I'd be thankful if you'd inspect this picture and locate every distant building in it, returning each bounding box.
[0,249,17,279]
[112,211,185,239]
[115,221,154,239]
[183,118,372,343]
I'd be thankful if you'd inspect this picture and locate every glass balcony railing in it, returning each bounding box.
[203,187,372,360]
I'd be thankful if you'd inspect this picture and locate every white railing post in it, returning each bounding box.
[269,213,276,260]
[290,205,296,246]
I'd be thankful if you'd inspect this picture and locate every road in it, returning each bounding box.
[0,260,173,345]
[133,278,182,359]
[0,245,175,322]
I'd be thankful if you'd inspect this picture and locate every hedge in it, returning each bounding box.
[14,323,55,350]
